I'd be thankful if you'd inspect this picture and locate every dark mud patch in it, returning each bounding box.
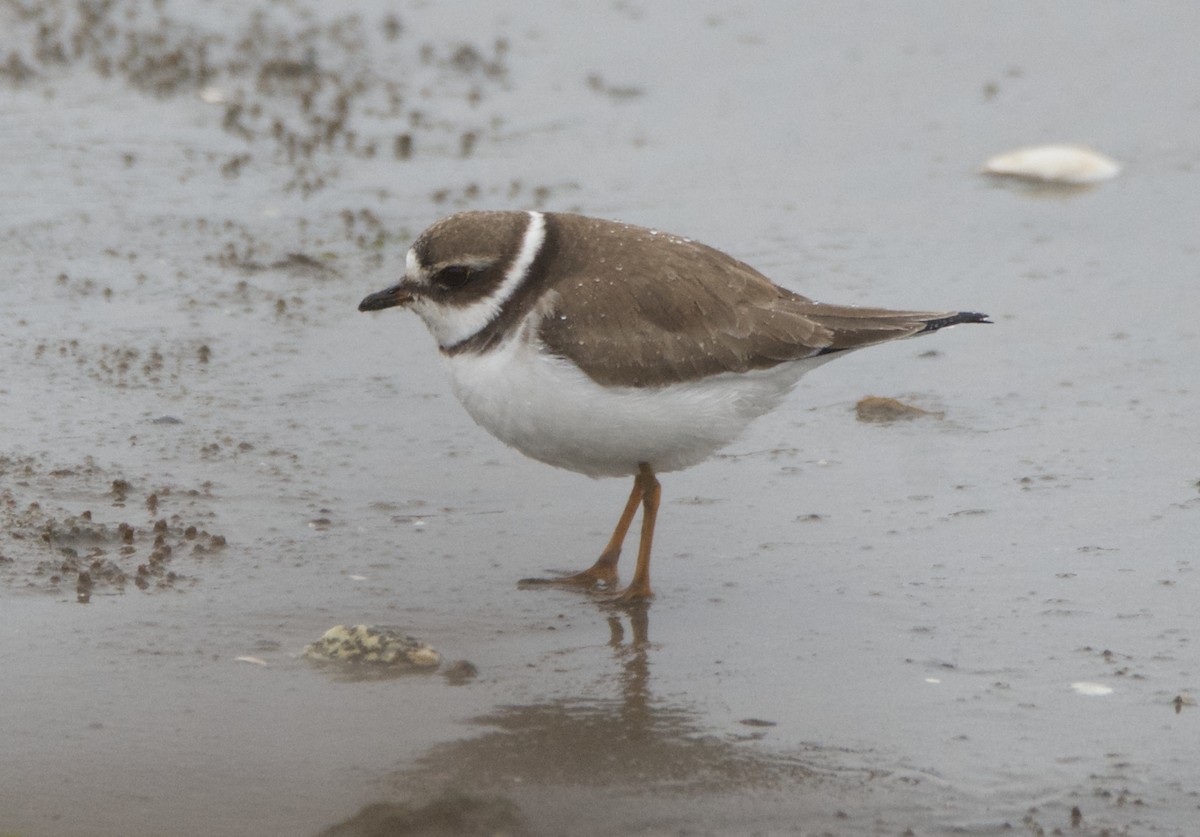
[0,455,225,601]
[318,793,529,837]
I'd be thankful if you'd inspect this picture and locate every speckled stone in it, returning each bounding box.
[304,625,441,668]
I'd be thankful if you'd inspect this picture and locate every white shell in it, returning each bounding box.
[1070,681,1114,696]
[983,145,1121,184]
[198,86,227,105]
[234,655,268,666]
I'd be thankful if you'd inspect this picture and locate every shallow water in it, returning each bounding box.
[2,2,1198,835]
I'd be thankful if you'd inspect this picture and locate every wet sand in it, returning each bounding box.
[2,2,1198,835]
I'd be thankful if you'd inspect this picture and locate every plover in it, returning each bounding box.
[359,211,988,602]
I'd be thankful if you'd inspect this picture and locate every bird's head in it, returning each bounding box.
[358,210,546,350]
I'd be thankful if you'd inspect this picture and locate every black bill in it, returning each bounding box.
[358,283,414,312]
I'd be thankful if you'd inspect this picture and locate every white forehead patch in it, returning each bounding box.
[414,211,547,349]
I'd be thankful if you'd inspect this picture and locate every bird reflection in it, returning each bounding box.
[398,601,807,794]
[317,602,822,836]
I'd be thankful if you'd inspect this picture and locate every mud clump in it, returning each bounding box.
[0,456,225,602]
[855,395,943,423]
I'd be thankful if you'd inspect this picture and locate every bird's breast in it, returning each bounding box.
[441,327,814,478]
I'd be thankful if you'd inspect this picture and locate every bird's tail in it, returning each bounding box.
[916,311,992,334]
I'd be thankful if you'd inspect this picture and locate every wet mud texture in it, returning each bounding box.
[0,455,224,601]
[3,1,1200,836]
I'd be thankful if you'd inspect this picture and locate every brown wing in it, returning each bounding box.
[536,213,980,388]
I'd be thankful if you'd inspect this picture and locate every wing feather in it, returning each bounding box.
[536,214,980,388]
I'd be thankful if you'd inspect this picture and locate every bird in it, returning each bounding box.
[359,210,988,602]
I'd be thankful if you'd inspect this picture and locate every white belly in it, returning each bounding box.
[443,332,829,478]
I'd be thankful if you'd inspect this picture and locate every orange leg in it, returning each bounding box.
[519,471,645,588]
[612,463,659,602]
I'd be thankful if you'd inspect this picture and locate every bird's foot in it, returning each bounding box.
[518,550,620,591]
[605,580,654,606]
[517,569,613,589]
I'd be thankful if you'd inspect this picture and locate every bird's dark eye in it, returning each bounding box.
[432,265,475,290]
